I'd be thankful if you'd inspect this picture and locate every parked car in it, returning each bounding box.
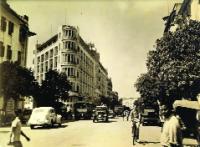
[27,107,62,129]
[173,100,200,139]
[93,106,109,122]
[108,109,115,118]
[141,106,160,126]
[114,105,124,116]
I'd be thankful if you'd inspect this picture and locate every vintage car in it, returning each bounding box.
[173,100,200,139]
[93,106,109,122]
[74,102,94,120]
[108,109,115,118]
[141,106,160,126]
[28,107,62,129]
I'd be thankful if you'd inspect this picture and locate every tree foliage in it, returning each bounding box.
[135,20,200,107]
[37,70,71,109]
[0,61,39,101]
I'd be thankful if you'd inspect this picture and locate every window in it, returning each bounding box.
[54,46,58,55]
[45,52,48,61]
[45,61,48,72]
[7,45,12,60]
[41,63,43,73]
[17,51,21,64]
[49,59,53,69]
[50,49,53,58]
[41,54,44,62]
[37,57,40,64]
[8,21,14,35]
[77,85,79,92]
[1,16,6,32]
[0,41,5,57]
[68,54,70,62]
[54,57,57,68]
[37,65,40,73]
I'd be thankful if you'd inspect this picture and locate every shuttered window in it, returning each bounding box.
[8,21,14,35]
[0,41,5,57]
[18,51,21,64]
[7,45,12,60]
[1,16,6,32]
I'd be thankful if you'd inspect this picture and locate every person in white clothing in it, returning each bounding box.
[160,106,183,147]
[8,110,30,147]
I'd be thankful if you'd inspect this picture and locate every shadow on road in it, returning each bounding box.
[138,140,160,145]
[31,124,68,130]
[93,120,117,123]
[0,130,10,133]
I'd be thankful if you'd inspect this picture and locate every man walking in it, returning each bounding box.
[8,110,30,147]
[130,104,141,144]
[160,106,183,147]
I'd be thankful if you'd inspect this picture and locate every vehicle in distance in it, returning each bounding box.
[141,106,160,126]
[114,105,124,116]
[74,102,94,120]
[27,107,62,129]
[108,109,115,118]
[93,106,109,122]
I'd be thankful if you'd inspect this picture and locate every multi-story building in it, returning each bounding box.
[164,0,200,33]
[107,78,113,98]
[0,0,35,125]
[0,0,35,66]
[34,25,110,109]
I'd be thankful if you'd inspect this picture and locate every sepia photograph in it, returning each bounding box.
[0,0,200,146]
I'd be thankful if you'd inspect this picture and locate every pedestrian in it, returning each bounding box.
[122,110,126,121]
[196,110,200,146]
[160,106,183,147]
[8,110,30,147]
[129,104,141,143]
[126,110,130,121]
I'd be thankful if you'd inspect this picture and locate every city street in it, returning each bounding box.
[0,117,197,147]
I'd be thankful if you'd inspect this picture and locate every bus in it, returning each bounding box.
[74,102,95,120]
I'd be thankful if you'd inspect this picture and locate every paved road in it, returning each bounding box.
[0,117,197,147]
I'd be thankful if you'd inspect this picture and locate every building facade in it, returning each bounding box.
[165,0,200,33]
[0,0,35,125]
[34,25,110,109]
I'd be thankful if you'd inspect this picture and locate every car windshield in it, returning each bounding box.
[33,109,49,114]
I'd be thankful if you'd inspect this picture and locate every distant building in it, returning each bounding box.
[0,0,35,125]
[122,97,136,109]
[34,25,111,109]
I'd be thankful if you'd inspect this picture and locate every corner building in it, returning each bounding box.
[34,25,110,108]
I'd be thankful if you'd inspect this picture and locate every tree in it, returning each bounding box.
[37,70,71,112]
[135,20,200,107]
[0,61,39,110]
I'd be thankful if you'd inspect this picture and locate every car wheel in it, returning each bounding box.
[30,125,34,129]
[51,120,54,128]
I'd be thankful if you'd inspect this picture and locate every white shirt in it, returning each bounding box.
[160,115,182,146]
[11,117,22,142]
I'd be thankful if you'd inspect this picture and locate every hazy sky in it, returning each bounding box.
[8,0,181,98]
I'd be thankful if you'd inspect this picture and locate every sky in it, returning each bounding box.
[7,0,181,98]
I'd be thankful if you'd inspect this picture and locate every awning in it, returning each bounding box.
[173,100,200,110]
